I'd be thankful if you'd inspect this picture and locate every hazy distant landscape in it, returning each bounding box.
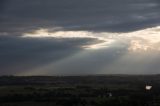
[0,75,160,106]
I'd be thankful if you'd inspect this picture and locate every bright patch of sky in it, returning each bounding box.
[22,26,160,52]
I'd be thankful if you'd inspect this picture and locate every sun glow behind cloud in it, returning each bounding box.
[126,26,160,52]
[22,29,115,49]
[22,26,160,51]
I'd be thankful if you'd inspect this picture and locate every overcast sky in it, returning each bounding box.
[0,0,160,75]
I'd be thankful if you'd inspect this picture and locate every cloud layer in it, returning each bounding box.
[1,0,160,34]
[0,0,160,75]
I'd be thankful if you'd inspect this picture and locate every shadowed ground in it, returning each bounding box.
[0,75,160,106]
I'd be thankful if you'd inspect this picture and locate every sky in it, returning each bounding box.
[0,0,160,75]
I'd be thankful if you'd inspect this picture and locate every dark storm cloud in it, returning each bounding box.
[1,0,160,75]
[0,0,160,34]
[0,35,98,75]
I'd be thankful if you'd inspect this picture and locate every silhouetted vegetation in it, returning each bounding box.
[0,75,160,106]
